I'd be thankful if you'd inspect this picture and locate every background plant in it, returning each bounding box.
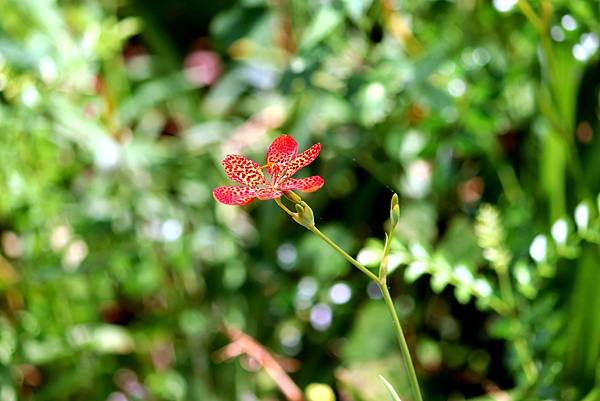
[0,0,599,400]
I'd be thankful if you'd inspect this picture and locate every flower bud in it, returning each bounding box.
[284,191,302,204]
[293,201,315,228]
[390,193,400,227]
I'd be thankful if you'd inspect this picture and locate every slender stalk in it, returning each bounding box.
[274,198,378,282]
[379,282,423,401]
[310,224,423,401]
[511,1,560,383]
[513,328,539,383]
[497,270,515,311]
[274,196,423,401]
[379,206,423,401]
[307,225,379,283]
[274,197,296,217]
[497,269,539,383]
[516,0,544,32]
[517,0,589,201]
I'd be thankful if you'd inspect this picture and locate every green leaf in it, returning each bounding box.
[299,7,343,50]
[379,375,403,401]
[564,245,600,389]
[342,0,373,24]
[404,261,427,282]
[581,388,600,401]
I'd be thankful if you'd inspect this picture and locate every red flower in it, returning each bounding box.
[213,135,324,205]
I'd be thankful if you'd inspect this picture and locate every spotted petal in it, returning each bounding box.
[285,143,322,178]
[256,187,283,200]
[267,135,298,166]
[222,155,266,187]
[213,186,256,205]
[279,176,324,192]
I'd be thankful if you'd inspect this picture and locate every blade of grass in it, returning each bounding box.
[379,375,403,401]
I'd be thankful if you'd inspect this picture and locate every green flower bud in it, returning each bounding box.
[293,201,315,228]
[390,193,400,227]
[284,191,302,204]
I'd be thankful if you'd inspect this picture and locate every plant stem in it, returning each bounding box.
[274,196,424,401]
[274,197,296,217]
[307,225,379,283]
[274,198,377,282]
[514,332,539,383]
[379,212,423,401]
[516,0,544,32]
[497,270,516,311]
[497,269,539,383]
[379,281,423,401]
[310,224,423,401]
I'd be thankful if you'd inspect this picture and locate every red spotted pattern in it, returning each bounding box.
[266,135,298,183]
[214,134,324,205]
[279,176,324,192]
[256,187,283,200]
[284,143,322,180]
[266,135,298,165]
[213,186,257,205]
[222,155,265,187]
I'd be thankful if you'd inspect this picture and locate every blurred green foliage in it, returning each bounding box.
[1,0,600,400]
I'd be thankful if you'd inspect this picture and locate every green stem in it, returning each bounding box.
[274,197,296,217]
[307,225,379,283]
[275,198,377,282]
[379,282,423,401]
[516,0,544,32]
[311,224,423,401]
[378,217,423,401]
[514,333,539,383]
[499,271,538,383]
[497,269,516,310]
[511,1,561,384]
[379,233,391,281]
[274,196,424,401]
[517,0,589,201]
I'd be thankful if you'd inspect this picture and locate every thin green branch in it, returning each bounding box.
[379,282,423,401]
[514,327,539,383]
[275,194,423,401]
[308,225,380,283]
[379,233,392,281]
[274,197,296,218]
[517,0,544,33]
[496,268,539,383]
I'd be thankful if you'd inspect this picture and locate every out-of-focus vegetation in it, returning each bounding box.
[1,0,600,400]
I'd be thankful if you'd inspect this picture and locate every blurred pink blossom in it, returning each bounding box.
[184,50,221,86]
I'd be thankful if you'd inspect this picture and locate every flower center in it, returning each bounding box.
[257,162,288,187]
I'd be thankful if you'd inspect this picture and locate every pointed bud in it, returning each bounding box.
[293,201,315,229]
[284,191,302,204]
[390,193,400,227]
